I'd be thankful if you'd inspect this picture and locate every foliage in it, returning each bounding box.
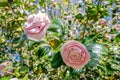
[0,0,120,80]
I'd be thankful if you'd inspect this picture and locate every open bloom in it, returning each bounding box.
[61,41,90,69]
[24,11,50,41]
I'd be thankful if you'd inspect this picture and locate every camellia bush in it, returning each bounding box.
[0,0,120,80]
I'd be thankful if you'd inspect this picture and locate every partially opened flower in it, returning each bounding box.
[61,41,90,69]
[24,11,50,41]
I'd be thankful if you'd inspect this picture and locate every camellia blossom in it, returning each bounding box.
[24,11,50,41]
[0,61,12,77]
[114,24,120,31]
[61,41,90,69]
[99,19,107,26]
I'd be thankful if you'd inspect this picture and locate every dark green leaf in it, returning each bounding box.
[48,27,62,33]
[7,0,13,3]
[75,14,83,19]
[19,33,27,43]
[36,46,51,57]
[0,2,8,7]
[86,59,99,67]
[82,34,100,45]
[12,37,20,44]
[15,33,27,48]
[19,65,29,75]
[51,52,64,68]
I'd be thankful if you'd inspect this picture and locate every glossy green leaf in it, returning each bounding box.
[15,34,27,48]
[19,33,27,43]
[12,37,20,44]
[52,18,63,27]
[75,14,83,19]
[87,43,107,60]
[51,52,64,68]
[48,27,62,33]
[86,59,99,67]
[82,34,100,45]
[36,46,51,58]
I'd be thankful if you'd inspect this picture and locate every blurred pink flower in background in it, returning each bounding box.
[99,19,107,26]
[24,11,50,41]
[0,61,12,77]
[114,24,120,31]
[105,34,117,40]
[61,41,90,69]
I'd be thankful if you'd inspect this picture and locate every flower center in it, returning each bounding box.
[70,50,80,60]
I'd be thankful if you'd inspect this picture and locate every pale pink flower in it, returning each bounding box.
[114,24,120,31]
[61,41,90,69]
[0,61,12,76]
[24,12,50,41]
[105,34,117,40]
[99,19,107,26]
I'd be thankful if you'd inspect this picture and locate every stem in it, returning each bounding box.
[26,40,36,79]
[80,23,87,41]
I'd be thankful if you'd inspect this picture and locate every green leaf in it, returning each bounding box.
[86,59,99,67]
[28,41,36,49]
[105,62,115,71]
[48,28,62,33]
[19,75,29,80]
[47,32,61,41]
[12,37,20,44]
[19,65,29,75]
[7,0,13,3]
[87,43,108,60]
[49,39,61,50]
[75,14,84,19]
[89,51,101,59]
[72,69,83,75]
[14,0,22,5]
[52,18,63,27]
[0,2,8,7]
[114,34,120,43]
[36,46,51,57]
[0,75,13,80]
[82,34,100,45]
[15,33,27,48]
[51,52,64,68]
[19,33,27,43]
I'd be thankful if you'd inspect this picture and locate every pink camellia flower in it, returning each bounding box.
[99,19,107,26]
[24,11,50,41]
[0,61,12,77]
[105,34,117,40]
[61,41,90,69]
[114,24,120,31]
